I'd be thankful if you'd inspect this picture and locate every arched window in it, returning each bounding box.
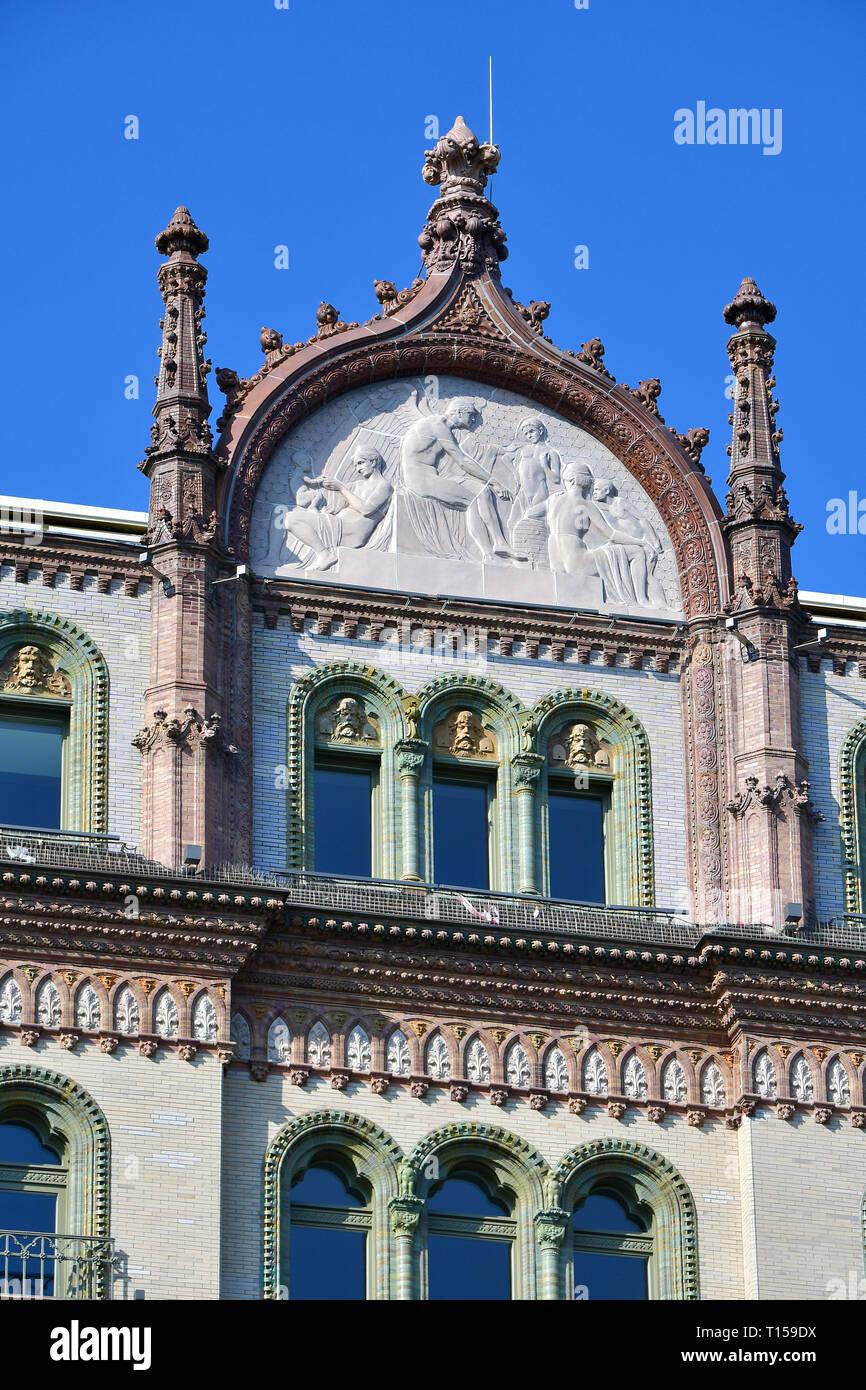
[571,1190,652,1300]
[267,1018,291,1064]
[555,1141,700,1301]
[429,708,499,890]
[0,1068,112,1299]
[534,691,655,907]
[286,1160,371,1300]
[311,691,383,879]
[753,1050,777,1099]
[0,614,110,835]
[286,665,406,878]
[0,1118,65,1296]
[386,1030,411,1077]
[192,994,217,1043]
[426,1172,515,1301]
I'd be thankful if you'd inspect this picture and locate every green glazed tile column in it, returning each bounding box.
[395,739,427,882]
[511,752,543,894]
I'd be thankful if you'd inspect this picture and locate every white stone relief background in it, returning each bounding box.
[250,377,683,617]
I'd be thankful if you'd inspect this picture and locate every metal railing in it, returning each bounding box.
[0,1230,117,1300]
[2,828,865,951]
[0,826,168,877]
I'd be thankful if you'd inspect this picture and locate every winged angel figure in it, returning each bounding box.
[258,381,526,572]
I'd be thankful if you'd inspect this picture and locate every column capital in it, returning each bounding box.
[395,738,428,777]
[511,751,544,791]
[389,1195,424,1238]
[534,1206,569,1249]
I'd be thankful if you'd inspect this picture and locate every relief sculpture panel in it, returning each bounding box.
[250,377,683,617]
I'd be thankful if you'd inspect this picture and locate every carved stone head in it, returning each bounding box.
[1,644,71,697]
[592,478,617,504]
[517,416,547,445]
[316,695,378,745]
[444,398,482,432]
[562,463,593,497]
[549,721,610,770]
[433,708,496,759]
[350,444,385,478]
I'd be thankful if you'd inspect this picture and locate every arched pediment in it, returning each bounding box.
[219,268,727,620]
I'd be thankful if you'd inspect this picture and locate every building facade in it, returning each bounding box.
[1,118,865,1300]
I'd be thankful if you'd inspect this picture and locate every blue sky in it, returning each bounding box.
[2,0,863,593]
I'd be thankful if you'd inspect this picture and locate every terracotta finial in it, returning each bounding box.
[723,276,777,330]
[155,206,209,258]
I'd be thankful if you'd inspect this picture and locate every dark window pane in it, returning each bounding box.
[433,779,489,889]
[289,1226,366,1300]
[0,1192,58,1295]
[0,1190,57,1235]
[428,1234,511,1300]
[574,1251,648,1300]
[0,1123,62,1165]
[0,713,66,830]
[548,790,605,902]
[574,1193,646,1234]
[313,766,372,877]
[291,1166,365,1208]
[428,1176,510,1217]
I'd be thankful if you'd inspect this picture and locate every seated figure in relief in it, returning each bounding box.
[280,443,393,572]
[399,399,525,562]
[590,478,668,608]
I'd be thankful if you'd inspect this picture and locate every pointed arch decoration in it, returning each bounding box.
[0,608,110,833]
